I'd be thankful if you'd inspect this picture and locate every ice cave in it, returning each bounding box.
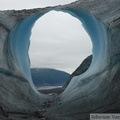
[0,0,120,120]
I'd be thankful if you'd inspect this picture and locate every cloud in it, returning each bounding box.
[29,11,92,73]
[0,0,77,10]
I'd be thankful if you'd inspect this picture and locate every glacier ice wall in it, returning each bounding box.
[0,0,120,119]
[7,8,108,94]
[7,12,46,91]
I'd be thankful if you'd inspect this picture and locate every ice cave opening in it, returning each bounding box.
[7,8,108,94]
[28,10,92,92]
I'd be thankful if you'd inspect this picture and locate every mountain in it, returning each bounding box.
[62,55,92,91]
[31,68,70,87]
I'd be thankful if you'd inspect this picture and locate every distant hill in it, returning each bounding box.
[63,55,92,89]
[31,68,70,87]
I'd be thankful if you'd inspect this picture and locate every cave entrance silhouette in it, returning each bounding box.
[8,8,108,95]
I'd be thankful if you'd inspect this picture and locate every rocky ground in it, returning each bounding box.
[38,87,63,94]
[0,106,49,120]
[0,93,62,120]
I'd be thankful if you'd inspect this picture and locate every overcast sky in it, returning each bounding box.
[0,0,92,74]
[0,0,77,10]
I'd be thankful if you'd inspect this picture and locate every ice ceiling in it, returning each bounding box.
[0,0,120,119]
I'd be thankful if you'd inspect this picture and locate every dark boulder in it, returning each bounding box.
[0,106,8,118]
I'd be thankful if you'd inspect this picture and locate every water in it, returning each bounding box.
[37,86,62,90]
